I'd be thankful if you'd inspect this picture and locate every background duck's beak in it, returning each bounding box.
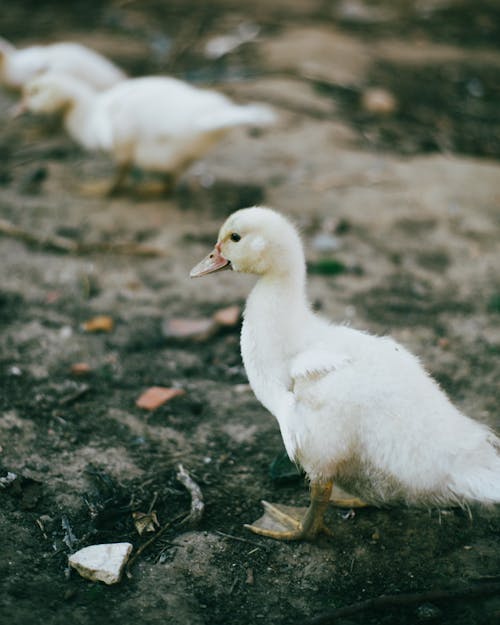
[190,247,231,278]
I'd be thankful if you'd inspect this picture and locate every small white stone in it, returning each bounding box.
[361,87,398,115]
[68,542,133,585]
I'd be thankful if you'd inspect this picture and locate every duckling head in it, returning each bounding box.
[21,72,82,114]
[190,206,305,279]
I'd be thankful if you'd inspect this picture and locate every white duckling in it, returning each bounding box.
[0,37,125,91]
[191,207,500,541]
[20,72,275,194]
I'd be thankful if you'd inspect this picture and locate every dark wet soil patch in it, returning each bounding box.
[317,60,500,158]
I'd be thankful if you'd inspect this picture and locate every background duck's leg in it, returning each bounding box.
[165,155,200,193]
[244,480,333,541]
[162,170,179,195]
[107,162,132,196]
[330,484,367,508]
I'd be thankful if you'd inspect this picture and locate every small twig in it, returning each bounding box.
[298,581,500,625]
[61,515,78,551]
[0,217,165,257]
[58,385,90,406]
[126,511,187,576]
[147,491,159,515]
[215,530,269,551]
[176,463,205,528]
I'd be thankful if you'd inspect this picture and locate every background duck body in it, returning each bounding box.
[192,206,500,540]
[0,38,125,91]
[22,73,275,193]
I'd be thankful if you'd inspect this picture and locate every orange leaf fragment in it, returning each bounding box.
[82,315,114,333]
[213,305,241,327]
[70,362,92,376]
[162,318,215,341]
[136,386,185,410]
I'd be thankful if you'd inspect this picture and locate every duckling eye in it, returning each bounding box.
[230,233,241,242]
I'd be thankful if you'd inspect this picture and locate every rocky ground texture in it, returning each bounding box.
[1,2,499,624]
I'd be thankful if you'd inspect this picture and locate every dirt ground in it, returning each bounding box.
[1,1,500,624]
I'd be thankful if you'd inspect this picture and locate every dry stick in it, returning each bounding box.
[176,463,205,528]
[126,510,187,576]
[299,581,500,625]
[215,530,270,552]
[127,465,204,575]
[0,217,164,257]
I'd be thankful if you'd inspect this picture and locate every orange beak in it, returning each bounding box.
[190,245,231,278]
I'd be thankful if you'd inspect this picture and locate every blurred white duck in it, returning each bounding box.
[0,37,125,91]
[20,72,275,194]
[191,207,500,541]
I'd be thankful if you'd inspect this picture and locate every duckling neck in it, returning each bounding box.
[63,83,98,150]
[242,264,312,416]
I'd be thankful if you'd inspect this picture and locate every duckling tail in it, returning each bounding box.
[197,103,276,132]
[449,433,500,505]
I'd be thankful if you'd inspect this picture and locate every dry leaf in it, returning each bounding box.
[82,315,114,333]
[70,362,92,375]
[213,305,241,327]
[136,386,185,410]
[132,511,159,535]
[162,318,215,341]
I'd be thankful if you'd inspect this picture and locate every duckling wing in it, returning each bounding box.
[290,348,352,386]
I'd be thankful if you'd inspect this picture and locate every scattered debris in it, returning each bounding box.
[70,362,92,376]
[61,515,78,551]
[215,530,269,551]
[205,21,259,59]
[58,383,90,405]
[311,233,341,254]
[126,511,187,576]
[0,469,43,510]
[45,290,61,304]
[0,217,164,256]
[68,542,133,585]
[246,568,255,585]
[136,386,186,410]
[361,87,398,115]
[132,510,160,535]
[0,470,18,488]
[213,305,241,327]
[82,315,114,333]
[176,463,205,528]
[233,383,252,393]
[299,581,500,625]
[162,317,216,341]
[340,509,356,520]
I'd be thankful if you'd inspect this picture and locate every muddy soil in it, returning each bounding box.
[1,2,499,624]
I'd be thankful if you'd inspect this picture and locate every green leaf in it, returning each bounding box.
[307,258,346,276]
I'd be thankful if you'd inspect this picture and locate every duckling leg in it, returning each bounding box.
[330,484,367,508]
[244,481,333,541]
